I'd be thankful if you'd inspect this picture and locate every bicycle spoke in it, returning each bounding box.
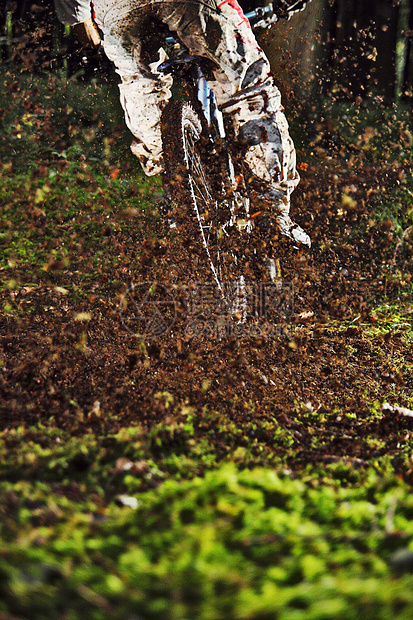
[185,134,213,211]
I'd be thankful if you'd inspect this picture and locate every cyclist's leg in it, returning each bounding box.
[154,0,309,246]
[92,2,172,176]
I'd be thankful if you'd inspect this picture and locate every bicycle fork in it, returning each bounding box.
[196,67,251,235]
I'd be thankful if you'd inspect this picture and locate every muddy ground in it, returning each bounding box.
[2,141,412,474]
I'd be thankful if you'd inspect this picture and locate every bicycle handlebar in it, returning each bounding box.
[245,5,277,28]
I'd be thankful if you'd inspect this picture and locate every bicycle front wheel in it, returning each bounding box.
[161,100,229,288]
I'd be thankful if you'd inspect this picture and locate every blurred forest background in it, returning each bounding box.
[1,0,412,110]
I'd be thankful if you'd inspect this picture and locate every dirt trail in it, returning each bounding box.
[1,154,412,470]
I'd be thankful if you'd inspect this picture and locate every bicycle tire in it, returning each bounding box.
[161,101,231,286]
[161,100,264,323]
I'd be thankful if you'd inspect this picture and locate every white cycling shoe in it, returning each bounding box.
[275,212,311,248]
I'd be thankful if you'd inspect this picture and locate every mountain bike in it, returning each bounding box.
[159,5,283,321]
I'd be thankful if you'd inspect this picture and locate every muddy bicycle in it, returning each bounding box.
[159,5,290,320]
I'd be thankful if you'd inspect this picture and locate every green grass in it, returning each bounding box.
[2,425,413,619]
[0,72,129,169]
[0,73,163,298]
[317,101,413,239]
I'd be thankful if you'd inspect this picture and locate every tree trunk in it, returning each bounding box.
[258,0,325,114]
[402,0,413,99]
[374,0,400,101]
[294,0,400,103]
